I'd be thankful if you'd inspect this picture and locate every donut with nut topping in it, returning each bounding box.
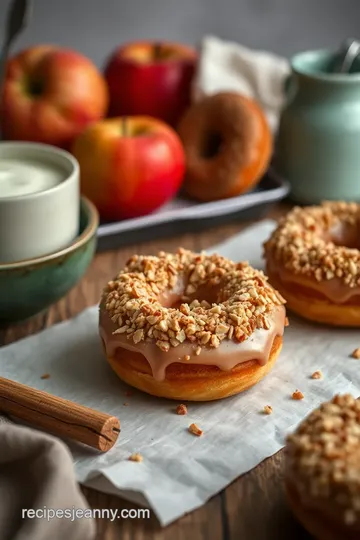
[99,249,286,401]
[285,394,360,540]
[264,201,360,326]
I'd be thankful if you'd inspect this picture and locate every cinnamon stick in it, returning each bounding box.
[0,377,120,452]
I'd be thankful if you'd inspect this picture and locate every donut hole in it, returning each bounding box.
[200,131,223,159]
[185,283,222,305]
[159,291,183,309]
[329,222,360,249]
[159,276,222,309]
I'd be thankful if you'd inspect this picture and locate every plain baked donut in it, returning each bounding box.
[285,394,360,540]
[264,201,360,327]
[99,249,286,401]
[177,92,273,202]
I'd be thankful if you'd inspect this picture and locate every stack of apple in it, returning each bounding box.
[1,42,197,221]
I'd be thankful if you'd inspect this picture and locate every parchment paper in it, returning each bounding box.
[1,220,359,526]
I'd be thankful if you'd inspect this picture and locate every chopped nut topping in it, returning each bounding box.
[128,453,143,462]
[351,348,360,359]
[292,390,304,400]
[286,394,360,525]
[264,202,360,287]
[188,423,203,436]
[263,405,273,415]
[285,317,289,327]
[40,373,50,380]
[156,340,170,352]
[311,370,322,379]
[101,249,286,353]
[176,404,188,415]
[133,329,144,344]
[184,355,190,362]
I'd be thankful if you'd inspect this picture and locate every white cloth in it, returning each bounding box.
[194,35,290,131]
[0,221,359,526]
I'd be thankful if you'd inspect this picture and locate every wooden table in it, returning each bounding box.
[0,202,311,540]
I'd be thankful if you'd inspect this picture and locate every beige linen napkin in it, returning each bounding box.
[0,417,95,540]
[194,35,290,131]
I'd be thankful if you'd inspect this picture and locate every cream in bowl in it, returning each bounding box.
[0,142,79,264]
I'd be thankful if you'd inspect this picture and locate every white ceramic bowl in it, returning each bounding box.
[0,142,79,263]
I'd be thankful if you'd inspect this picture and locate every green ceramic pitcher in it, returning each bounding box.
[276,48,360,203]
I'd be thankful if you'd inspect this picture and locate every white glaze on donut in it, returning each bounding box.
[99,305,286,381]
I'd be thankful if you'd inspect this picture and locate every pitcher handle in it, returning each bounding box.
[283,72,297,102]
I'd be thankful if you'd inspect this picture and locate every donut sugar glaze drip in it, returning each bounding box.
[99,249,286,382]
[264,202,360,304]
[285,395,360,538]
[99,305,285,381]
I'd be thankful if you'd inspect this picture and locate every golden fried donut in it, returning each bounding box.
[99,249,286,401]
[264,202,360,327]
[177,92,273,202]
[285,394,360,540]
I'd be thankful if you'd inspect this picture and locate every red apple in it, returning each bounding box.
[72,116,185,220]
[104,41,197,126]
[1,45,108,148]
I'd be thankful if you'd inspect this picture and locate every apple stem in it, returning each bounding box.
[122,116,128,137]
[154,42,162,60]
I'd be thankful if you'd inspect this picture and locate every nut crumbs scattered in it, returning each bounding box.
[292,390,304,400]
[188,423,203,436]
[123,402,129,406]
[128,453,143,462]
[311,371,322,379]
[176,404,188,415]
[351,348,360,359]
[263,405,273,415]
[40,373,50,380]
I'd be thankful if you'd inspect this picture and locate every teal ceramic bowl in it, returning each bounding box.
[0,196,99,324]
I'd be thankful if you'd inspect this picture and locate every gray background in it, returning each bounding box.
[1,0,360,67]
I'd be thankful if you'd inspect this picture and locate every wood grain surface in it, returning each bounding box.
[0,202,311,540]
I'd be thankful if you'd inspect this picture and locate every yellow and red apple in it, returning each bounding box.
[1,45,108,148]
[72,116,185,220]
[104,41,197,126]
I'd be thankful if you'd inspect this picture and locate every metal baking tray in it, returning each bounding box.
[96,168,289,252]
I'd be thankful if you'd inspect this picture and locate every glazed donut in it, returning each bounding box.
[99,249,286,401]
[177,92,272,202]
[285,394,360,540]
[264,202,360,327]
